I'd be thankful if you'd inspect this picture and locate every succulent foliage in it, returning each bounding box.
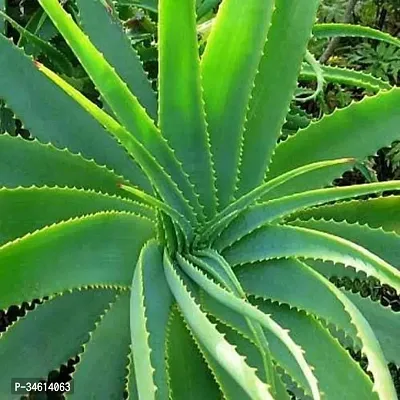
[0,0,400,399]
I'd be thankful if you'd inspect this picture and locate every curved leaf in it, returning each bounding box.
[214,324,291,400]
[0,212,154,309]
[300,64,392,91]
[188,250,278,394]
[292,196,400,234]
[289,218,400,269]
[177,254,320,400]
[266,87,400,199]
[216,180,400,250]
[0,187,154,246]
[236,260,396,399]
[313,23,400,48]
[223,224,400,291]
[207,296,376,400]
[0,134,131,197]
[163,252,273,400]
[345,291,400,365]
[200,158,354,244]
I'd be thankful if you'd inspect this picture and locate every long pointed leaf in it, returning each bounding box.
[163,252,273,400]
[237,259,396,399]
[199,158,354,243]
[200,0,275,209]
[265,88,400,199]
[224,224,400,292]
[76,0,157,119]
[159,0,215,219]
[130,240,174,400]
[292,196,400,234]
[300,64,392,91]
[177,254,320,400]
[236,0,320,197]
[0,186,153,246]
[313,23,400,48]
[0,212,154,309]
[0,134,132,197]
[38,0,203,218]
[345,291,400,366]
[38,63,196,225]
[207,297,376,400]
[289,218,400,270]
[216,180,400,250]
[0,34,148,189]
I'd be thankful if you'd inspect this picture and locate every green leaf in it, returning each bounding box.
[215,180,400,251]
[236,259,358,341]
[256,301,377,400]
[344,291,400,366]
[208,297,376,400]
[292,196,400,234]
[266,88,400,199]
[199,158,354,244]
[163,252,273,400]
[70,291,131,399]
[289,218,400,270]
[0,134,133,197]
[0,34,149,190]
[0,187,154,246]
[188,250,278,395]
[215,324,291,400]
[177,254,320,400]
[38,64,197,226]
[0,212,154,310]
[300,64,392,91]
[236,0,320,197]
[0,288,117,398]
[223,224,400,292]
[131,240,173,400]
[313,23,400,48]
[38,0,202,218]
[159,0,215,219]
[166,306,222,400]
[200,0,275,209]
[236,260,397,399]
[75,0,157,119]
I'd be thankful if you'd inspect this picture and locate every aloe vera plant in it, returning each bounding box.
[0,0,400,398]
